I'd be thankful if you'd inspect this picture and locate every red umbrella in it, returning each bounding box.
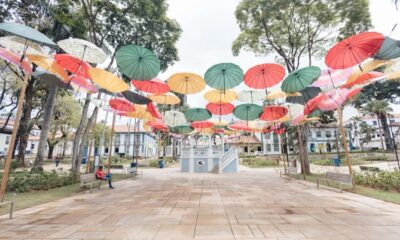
[70,75,98,93]
[54,54,91,79]
[340,71,385,89]
[260,106,288,121]
[228,122,252,132]
[147,102,161,119]
[317,88,350,111]
[131,78,169,94]
[0,47,32,75]
[147,119,168,130]
[346,88,362,100]
[191,121,214,129]
[325,32,384,69]
[244,63,285,89]
[304,94,325,115]
[109,98,135,112]
[206,102,234,115]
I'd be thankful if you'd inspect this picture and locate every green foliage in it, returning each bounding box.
[241,157,279,168]
[94,121,110,147]
[149,159,159,168]
[354,171,400,192]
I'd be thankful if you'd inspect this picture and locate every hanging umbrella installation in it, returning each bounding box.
[206,102,234,115]
[244,63,285,89]
[233,104,263,121]
[88,68,129,93]
[281,66,321,93]
[132,78,169,94]
[54,54,92,79]
[204,89,237,103]
[0,36,47,56]
[311,68,352,90]
[184,108,212,122]
[25,54,69,82]
[374,36,400,60]
[237,90,266,103]
[191,121,214,129]
[69,75,98,93]
[340,71,386,89]
[148,92,181,105]
[121,90,151,105]
[260,106,289,121]
[0,47,32,75]
[170,125,194,135]
[167,72,205,94]
[286,87,321,105]
[204,63,243,90]
[58,38,107,64]
[163,110,187,127]
[109,98,135,112]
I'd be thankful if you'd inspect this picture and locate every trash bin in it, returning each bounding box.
[130,162,137,168]
[333,158,341,167]
[158,158,164,168]
[81,157,87,165]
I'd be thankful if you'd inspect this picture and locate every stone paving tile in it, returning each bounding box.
[0,167,399,239]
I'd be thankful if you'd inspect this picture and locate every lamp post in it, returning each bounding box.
[388,114,400,169]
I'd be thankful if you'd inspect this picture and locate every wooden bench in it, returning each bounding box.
[317,171,354,193]
[359,166,380,172]
[80,174,101,193]
[0,193,16,219]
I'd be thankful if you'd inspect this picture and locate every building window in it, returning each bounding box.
[273,144,279,152]
[5,136,10,144]
[326,131,331,138]
[309,131,313,138]
[390,119,395,123]
[316,130,321,138]
[267,144,271,151]
[31,144,35,149]
[105,147,109,153]
[115,147,119,153]
[373,120,377,126]
[273,133,279,143]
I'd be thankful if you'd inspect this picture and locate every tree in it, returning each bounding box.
[359,121,375,151]
[361,100,393,151]
[233,0,371,174]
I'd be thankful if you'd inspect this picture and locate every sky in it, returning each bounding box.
[110,0,400,126]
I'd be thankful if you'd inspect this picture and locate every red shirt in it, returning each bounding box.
[95,169,106,180]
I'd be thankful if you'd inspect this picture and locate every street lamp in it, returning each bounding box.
[387,113,400,169]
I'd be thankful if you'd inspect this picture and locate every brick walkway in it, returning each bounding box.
[0,167,399,239]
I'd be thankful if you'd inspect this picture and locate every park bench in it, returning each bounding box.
[359,165,380,172]
[317,171,354,193]
[280,166,299,178]
[0,193,15,219]
[125,167,143,177]
[80,174,101,193]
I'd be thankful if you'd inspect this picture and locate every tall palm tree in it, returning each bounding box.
[359,121,375,152]
[361,100,393,151]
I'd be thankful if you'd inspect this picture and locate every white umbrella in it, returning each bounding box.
[0,36,47,56]
[57,38,107,64]
[163,110,187,127]
[287,103,304,119]
[248,120,269,130]
[238,90,266,103]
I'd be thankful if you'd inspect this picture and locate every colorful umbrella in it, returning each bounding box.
[0,36,46,56]
[170,125,194,135]
[233,104,263,121]
[191,121,214,129]
[70,75,98,93]
[210,119,229,127]
[304,94,325,115]
[163,110,187,127]
[121,90,151,105]
[109,98,135,112]
[311,68,352,89]
[266,91,301,100]
[281,66,321,93]
[260,106,288,121]
[248,120,269,131]
[57,38,106,64]
[228,122,252,132]
[131,78,169,94]
[237,90,266,103]
[184,108,212,122]
[204,89,237,103]
[147,102,162,119]
[25,54,69,82]
[36,72,70,89]
[374,36,400,60]
[148,92,180,105]
[167,72,205,94]
[317,88,350,111]
[244,63,285,89]
[347,59,388,83]
[288,103,304,118]
[325,32,384,69]
[0,22,57,48]
[341,71,385,89]
[204,63,243,89]
[346,88,362,100]
[206,102,234,115]
[286,87,321,105]
[116,44,160,80]
[147,119,168,130]
[88,68,129,93]
[127,110,155,122]
[0,47,32,75]
[54,54,91,79]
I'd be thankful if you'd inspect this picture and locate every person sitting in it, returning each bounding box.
[95,166,114,189]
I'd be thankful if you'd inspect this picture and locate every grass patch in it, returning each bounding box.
[241,157,280,168]
[0,173,133,215]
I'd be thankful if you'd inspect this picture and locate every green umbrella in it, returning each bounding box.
[184,108,212,122]
[204,63,243,89]
[281,66,321,93]
[115,44,160,80]
[308,109,323,118]
[170,125,194,134]
[374,36,400,60]
[233,104,263,121]
[0,22,57,48]
[286,87,321,105]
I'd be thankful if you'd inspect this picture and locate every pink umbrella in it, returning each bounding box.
[317,88,350,111]
[291,113,305,125]
[147,102,162,119]
[0,47,32,75]
[346,88,362,100]
[228,122,252,132]
[70,75,98,93]
[311,68,352,89]
[131,78,169,94]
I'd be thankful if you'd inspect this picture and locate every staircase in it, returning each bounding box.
[218,147,238,174]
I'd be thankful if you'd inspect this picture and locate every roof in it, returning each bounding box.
[350,113,400,120]
[226,135,261,144]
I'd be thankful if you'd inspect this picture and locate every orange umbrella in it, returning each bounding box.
[260,106,288,121]
[109,98,135,112]
[244,63,285,89]
[25,54,69,82]
[148,92,181,105]
[131,78,169,94]
[54,54,91,79]
[341,71,385,88]
[88,68,129,93]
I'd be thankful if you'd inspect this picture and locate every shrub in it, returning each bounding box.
[354,171,400,192]
[241,157,278,167]
[149,160,159,168]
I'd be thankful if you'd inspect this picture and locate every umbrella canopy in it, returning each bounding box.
[170,125,194,135]
[210,119,229,127]
[0,47,32,75]
[25,54,68,82]
[167,72,205,94]
[266,91,301,100]
[204,89,237,103]
[163,110,187,127]
[237,90,266,103]
[374,36,400,60]
[88,68,129,93]
[147,102,162,119]
[233,104,263,121]
[147,119,168,131]
[206,102,234,115]
[325,32,384,69]
[260,106,288,121]
[311,68,352,89]
[347,59,388,83]
[70,75,98,93]
[57,38,106,64]
[127,109,155,122]
[109,98,135,112]
[132,78,169,94]
[0,36,46,56]
[248,120,269,131]
[228,122,252,132]
[341,71,385,89]
[304,94,325,115]
[307,109,323,118]
[184,108,212,122]
[0,22,57,48]
[116,44,160,80]
[244,63,285,89]
[121,90,150,105]
[281,66,321,93]
[346,88,362,100]
[317,88,350,111]
[191,121,214,129]
[204,63,243,89]
[54,54,91,79]
[148,92,180,105]
[286,87,321,105]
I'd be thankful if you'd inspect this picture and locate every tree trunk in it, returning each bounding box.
[34,83,58,169]
[379,113,393,150]
[71,93,91,174]
[47,143,55,160]
[78,107,98,168]
[300,124,310,174]
[62,133,68,158]
[376,114,386,151]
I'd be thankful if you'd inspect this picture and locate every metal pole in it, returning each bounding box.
[107,111,116,174]
[337,108,355,188]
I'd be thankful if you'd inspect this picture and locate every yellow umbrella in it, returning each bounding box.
[25,54,69,82]
[266,91,301,100]
[210,119,229,126]
[148,92,181,105]
[276,114,290,123]
[347,59,389,83]
[167,72,205,94]
[88,68,129,93]
[204,89,237,103]
[127,110,155,122]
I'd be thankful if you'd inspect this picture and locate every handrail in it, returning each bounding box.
[220,147,237,170]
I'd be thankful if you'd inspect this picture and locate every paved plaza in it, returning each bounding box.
[0,167,400,239]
